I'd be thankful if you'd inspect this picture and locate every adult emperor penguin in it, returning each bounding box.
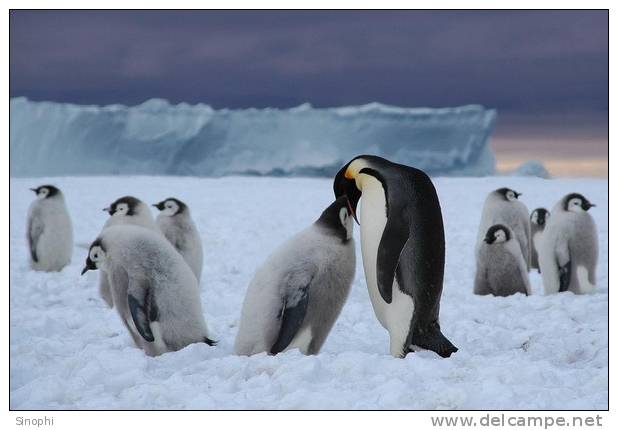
[153,198,203,282]
[234,196,356,356]
[477,188,531,270]
[530,208,550,272]
[539,193,598,294]
[474,224,531,297]
[97,196,159,308]
[26,185,73,271]
[333,155,457,358]
[81,224,215,356]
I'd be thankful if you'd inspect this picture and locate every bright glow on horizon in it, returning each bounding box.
[496,156,608,178]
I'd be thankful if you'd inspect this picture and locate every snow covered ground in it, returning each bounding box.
[9,176,608,410]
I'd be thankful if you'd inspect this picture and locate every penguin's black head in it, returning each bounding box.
[531,208,550,226]
[564,193,595,212]
[496,187,521,202]
[315,196,354,242]
[334,160,362,224]
[81,238,106,275]
[30,185,60,199]
[152,197,186,216]
[334,155,394,224]
[484,224,511,244]
[104,196,141,216]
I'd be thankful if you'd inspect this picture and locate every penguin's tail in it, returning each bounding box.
[410,324,458,358]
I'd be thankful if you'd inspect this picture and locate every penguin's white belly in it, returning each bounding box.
[359,176,414,355]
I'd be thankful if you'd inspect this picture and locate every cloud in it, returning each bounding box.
[9,10,608,111]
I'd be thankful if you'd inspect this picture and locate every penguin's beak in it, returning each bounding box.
[583,202,596,210]
[29,188,37,193]
[515,192,522,198]
[333,164,361,224]
[152,202,165,211]
[80,257,97,275]
[103,207,114,215]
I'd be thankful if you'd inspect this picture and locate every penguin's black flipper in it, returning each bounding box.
[376,223,409,304]
[270,288,309,355]
[409,323,458,358]
[270,268,314,355]
[128,294,154,342]
[559,260,571,293]
[128,280,157,343]
[357,166,407,305]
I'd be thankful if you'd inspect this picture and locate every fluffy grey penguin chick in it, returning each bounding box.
[82,224,215,356]
[235,196,356,356]
[477,187,531,270]
[539,193,598,294]
[97,196,159,308]
[474,224,531,297]
[27,185,73,271]
[153,198,204,282]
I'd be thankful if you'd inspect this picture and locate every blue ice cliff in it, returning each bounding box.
[10,98,497,177]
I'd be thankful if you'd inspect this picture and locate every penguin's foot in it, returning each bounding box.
[411,326,458,358]
[203,337,218,346]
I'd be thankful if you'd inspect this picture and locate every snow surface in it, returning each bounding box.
[10,98,496,178]
[10,176,607,410]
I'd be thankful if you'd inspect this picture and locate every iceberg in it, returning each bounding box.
[9,97,497,177]
[510,160,551,179]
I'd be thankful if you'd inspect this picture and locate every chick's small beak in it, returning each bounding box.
[346,198,359,224]
[30,188,37,193]
[81,257,97,275]
[153,202,165,211]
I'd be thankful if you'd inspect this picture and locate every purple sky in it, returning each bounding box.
[9,10,608,173]
[9,10,608,110]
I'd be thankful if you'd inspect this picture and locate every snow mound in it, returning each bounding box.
[9,176,607,409]
[9,98,497,177]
